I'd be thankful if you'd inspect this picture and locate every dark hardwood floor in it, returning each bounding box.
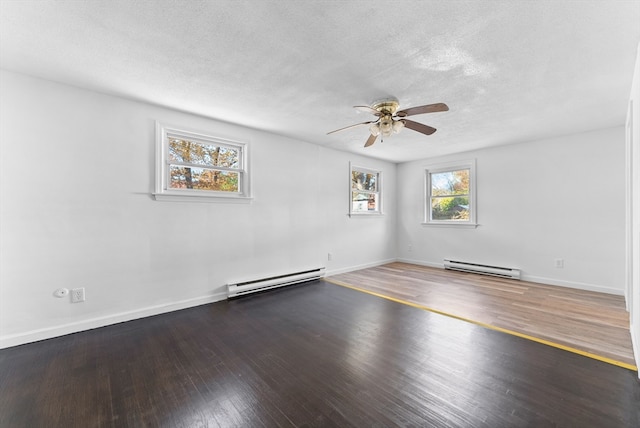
[1,280,639,427]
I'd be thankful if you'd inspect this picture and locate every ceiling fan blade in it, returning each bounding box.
[327,121,375,135]
[354,105,382,116]
[396,103,449,117]
[364,134,378,147]
[403,119,437,136]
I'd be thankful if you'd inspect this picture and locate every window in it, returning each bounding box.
[424,160,477,226]
[350,163,382,215]
[154,123,250,202]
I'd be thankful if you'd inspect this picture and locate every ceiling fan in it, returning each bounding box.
[327,98,449,147]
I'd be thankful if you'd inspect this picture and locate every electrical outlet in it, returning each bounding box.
[53,288,69,298]
[555,259,564,268]
[328,252,333,261]
[408,244,413,252]
[71,287,85,303]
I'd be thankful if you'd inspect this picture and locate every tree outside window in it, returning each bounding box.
[154,123,250,202]
[424,160,476,226]
[430,169,470,220]
[168,138,239,192]
[350,164,382,215]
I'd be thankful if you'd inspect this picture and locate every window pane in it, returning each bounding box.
[431,196,469,220]
[352,192,377,212]
[431,169,469,196]
[169,166,239,192]
[352,171,377,192]
[169,138,239,169]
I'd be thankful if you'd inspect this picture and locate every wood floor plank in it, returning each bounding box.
[1,280,639,427]
[328,262,636,367]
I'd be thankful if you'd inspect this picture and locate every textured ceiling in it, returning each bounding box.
[1,0,639,163]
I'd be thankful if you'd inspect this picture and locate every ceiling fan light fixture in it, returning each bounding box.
[369,123,381,136]
[392,119,405,134]
[379,116,393,136]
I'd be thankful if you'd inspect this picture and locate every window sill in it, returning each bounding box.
[153,192,253,204]
[349,212,384,218]
[421,222,479,229]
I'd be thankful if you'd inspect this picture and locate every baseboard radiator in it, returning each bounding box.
[444,259,521,280]
[227,267,325,299]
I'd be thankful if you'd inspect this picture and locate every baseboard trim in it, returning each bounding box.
[520,274,624,296]
[1,257,395,350]
[395,258,443,269]
[0,292,227,349]
[1,259,625,349]
[396,258,624,296]
[325,258,397,277]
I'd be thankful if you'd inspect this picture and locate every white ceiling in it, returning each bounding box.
[1,0,639,163]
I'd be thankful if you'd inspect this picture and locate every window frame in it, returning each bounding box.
[349,163,383,217]
[423,159,477,227]
[153,122,251,203]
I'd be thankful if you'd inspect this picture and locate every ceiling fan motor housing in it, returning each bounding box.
[371,98,400,115]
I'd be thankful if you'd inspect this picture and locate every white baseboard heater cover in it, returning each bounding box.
[444,259,521,280]
[227,267,325,298]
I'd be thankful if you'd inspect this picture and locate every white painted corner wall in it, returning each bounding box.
[0,68,632,354]
[0,70,397,348]
[626,41,640,374]
[397,127,627,296]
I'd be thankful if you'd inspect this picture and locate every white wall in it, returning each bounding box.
[0,68,631,352]
[627,41,640,373]
[0,70,396,348]
[397,127,626,295]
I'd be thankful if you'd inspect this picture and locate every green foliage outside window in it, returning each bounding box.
[168,138,240,192]
[430,169,470,221]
